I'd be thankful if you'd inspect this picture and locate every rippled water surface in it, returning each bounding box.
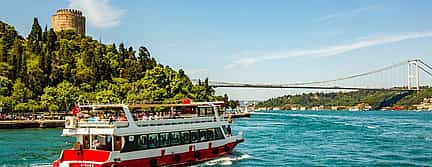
[1,110,432,166]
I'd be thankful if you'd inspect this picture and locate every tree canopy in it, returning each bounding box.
[0,18,222,112]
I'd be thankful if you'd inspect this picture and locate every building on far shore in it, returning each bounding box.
[414,98,432,110]
[51,9,85,35]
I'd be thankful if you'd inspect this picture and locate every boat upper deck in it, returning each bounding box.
[64,102,227,130]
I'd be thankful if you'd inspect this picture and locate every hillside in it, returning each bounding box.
[0,18,221,112]
[257,88,432,110]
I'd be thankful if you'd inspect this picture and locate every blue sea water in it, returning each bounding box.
[1,110,432,166]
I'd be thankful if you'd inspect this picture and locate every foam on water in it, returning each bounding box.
[367,125,377,129]
[29,163,52,167]
[200,152,251,166]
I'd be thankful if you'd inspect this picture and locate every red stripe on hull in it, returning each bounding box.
[118,140,243,167]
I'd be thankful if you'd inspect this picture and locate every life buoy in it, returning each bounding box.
[213,148,219,154]
[173,154,181,162]
[224,145,230,152]
[65,119,71,127]
[150,159,157,167]
[194,151,201,159]
[65,116,75,128]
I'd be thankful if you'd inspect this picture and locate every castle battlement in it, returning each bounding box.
[55,8,83,16]
[52,8,85,35]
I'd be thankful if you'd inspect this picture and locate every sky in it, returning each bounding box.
[1,0,432,100]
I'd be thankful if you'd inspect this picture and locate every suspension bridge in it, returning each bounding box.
[196,59,432,91]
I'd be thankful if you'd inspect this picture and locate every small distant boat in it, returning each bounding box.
[224,108,251,118]
[229,112,251,118]
[53,101,244,167]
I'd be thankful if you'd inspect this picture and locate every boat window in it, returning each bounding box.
[83,135,90,149]
[171,132,181,145]
[148,134,159,148]
[198,107,214,117]
[181,131,190,144]
[93,135,112,151]
[215,127,224,140]
[222,125,229,136]
[139,135,148,148]
[106,136,112,145]
[114,136,123,151]
[191,130,200,143]
[160,133,170,147]
[207,129,215,140]
[199,130,208,142]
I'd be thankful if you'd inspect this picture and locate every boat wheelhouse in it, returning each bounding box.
[53,101,244,167]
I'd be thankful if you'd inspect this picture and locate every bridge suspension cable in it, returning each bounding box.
[417,60,432,78]
[198,59,432,90]
[281,60,408,86]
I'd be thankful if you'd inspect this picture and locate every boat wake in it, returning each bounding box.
[29,163,52,167]
[29,153,252,167]
[196,152,251,166]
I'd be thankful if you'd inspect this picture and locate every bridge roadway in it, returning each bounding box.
[202,59,432,91]
[209,84,414,91]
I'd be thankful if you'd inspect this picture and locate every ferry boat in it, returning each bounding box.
[53,101,244,167]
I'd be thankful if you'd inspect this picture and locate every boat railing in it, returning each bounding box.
[136,116,216,127]
[77,119,129,128]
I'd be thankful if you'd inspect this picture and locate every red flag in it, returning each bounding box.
[182,98,191,104]
[71,105,80,115]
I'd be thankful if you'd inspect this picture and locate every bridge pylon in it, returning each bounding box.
[407,59,420,90]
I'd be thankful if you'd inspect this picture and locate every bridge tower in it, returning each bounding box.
[407,59,420,90]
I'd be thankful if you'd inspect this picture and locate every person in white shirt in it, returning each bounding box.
[142,113,149,120]
[148,113,154,120]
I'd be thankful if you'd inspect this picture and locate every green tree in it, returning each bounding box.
[11,79,32,103]
[41,81,80,112]
[0,20,221,113]
[28,17,42,41]
[0,76,12,96]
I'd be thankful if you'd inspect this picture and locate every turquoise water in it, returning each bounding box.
[1,110,432,166]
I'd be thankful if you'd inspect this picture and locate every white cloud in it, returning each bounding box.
[318,14,337,23]
[225,32,432,69]
[68,0,125,28]
[186,68,209,76]
[318,6,375,24]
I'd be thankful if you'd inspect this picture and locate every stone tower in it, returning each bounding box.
[51,9,85,35]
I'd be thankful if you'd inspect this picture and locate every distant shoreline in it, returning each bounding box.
[253,109,432,112]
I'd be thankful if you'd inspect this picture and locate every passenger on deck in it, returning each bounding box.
[109,115,115,124]
[95,115,100,122]
[99,114,105,122]
[88,115,96,122]
[94,139,100,147]
[118,113,127,121]
[142,113,148,120]
[73,141,82,150]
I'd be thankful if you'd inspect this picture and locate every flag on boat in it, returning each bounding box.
[182,98,191,104]
[71,104,80,115]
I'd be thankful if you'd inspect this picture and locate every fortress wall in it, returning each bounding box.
[52,9,85,35]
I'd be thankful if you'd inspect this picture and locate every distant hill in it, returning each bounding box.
[256,88,432,109]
